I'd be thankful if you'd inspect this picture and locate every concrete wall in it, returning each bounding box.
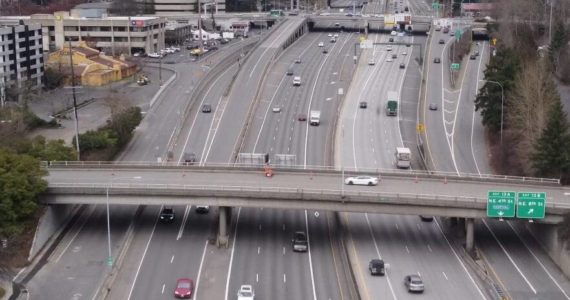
[29,205,77,259]
[526,223,570,279]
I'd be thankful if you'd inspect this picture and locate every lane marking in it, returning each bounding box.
[176,205,192,240]
[482,220,537,294]
[365,213,398,299]
[54,206,95,263]
[305,210,318,300]
[223,207,242,300]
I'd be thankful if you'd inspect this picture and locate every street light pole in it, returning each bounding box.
[481,80,504,145]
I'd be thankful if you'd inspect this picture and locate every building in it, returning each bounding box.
[152,0,225,15]
[0,23,44,103]
[0,11,167,56]
[46,41,137,87]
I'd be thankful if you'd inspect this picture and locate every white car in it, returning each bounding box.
[318,42,324,47]
[328,33,333,37]
[272,107,281,113]
[171,46,181,52]
[391,30,397,36]
[402,51,407,55]
[344,176,379,186]
[386,58,393,62]
[148,53,162,58]
[386,46,392,51]
[334,33,339,37]
[368,59,375,65]
[237,285,254,300]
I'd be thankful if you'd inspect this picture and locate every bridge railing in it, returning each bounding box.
[42,161,561,185]
[45,182,570,209]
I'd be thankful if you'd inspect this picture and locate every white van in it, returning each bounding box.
[293,76,301,86]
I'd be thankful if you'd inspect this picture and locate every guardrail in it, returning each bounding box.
[45,183,570,210]
[42,161,561,185]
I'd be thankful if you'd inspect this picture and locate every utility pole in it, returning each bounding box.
[198,0,203,58]
[549,0,554,45]
[67,38,81,161]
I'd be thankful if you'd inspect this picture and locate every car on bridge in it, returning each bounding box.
[359,101,367,108]
[404,275,424,293]
[295,57,302,64]
[344,176,379,186]
[174,278,194,298]
[420,215,434,222]
[439,39,445,44]
[433,57,441,64]
[399,63,405,69]
[196,205,210,213]
[237,285,254,300]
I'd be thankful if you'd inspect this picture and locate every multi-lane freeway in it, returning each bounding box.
[16,0,570,299]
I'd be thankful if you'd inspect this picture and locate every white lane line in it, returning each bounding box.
[440,40,460,176]
[482,220,537,294]
[427,245,432,252]
[443,272,449,280]
[176,205,192,240]
[305,210,318,300]
[283,247,286,255]
[224,207,242,300]
[257,273,259,283]
[470,42,486,176]
[433,219,488,300]
[162,283,165,294]
[54,206,95,263]
[304,33,352,168]
[506,222,570,299]
[405,246,410,254]
[249,20,295,79]
[365,213,398,299]
[194,240,208,300]
[258,246,261,255]
[283,273,287,283]
[177,65,236,164]
[127,209,162,300]
[170,255,174,263]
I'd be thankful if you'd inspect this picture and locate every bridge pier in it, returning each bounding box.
[465,218,474,253]
[217,206,231,248]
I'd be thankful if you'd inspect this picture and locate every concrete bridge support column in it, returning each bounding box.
[217,206,231,248]
[465,218,474,253]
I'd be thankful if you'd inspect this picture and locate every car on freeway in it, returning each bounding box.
[390,30,397,36]
[369,259,385,276]
[402,51,407,55]
[196,206,210,213]
[475,50,480,56]
[420,215,434,222]
[392,54,397,59]
[386,57,393,62]
[429,103,438,110]
[220,38,229,44]
[148,52,162,58]
[389,37,394,42]
[183,152,196,165]
[286,66,294,75]
[292,231,308,252]
[344,175,379,186]
[295,57,302,63]
[237,285,255,300]
[450,31,455,36]
[330,38,336,43]
[399,63,405,69]
[359,101,367,108]
[404,274,424,293]
[442,27,449,33]
[174,278,194,298]
[345,12,353,16]
[406,43,411,47]
[368,58,375,65]
[318,41,324,47]
[433,57,441,63]
[386,46,392,51]
[439,39,445,44]
[272,107,281,113]
[470,54,477,60]
[435,26,441,31]
[334,33,339,37]
[328,33,333,37]
[298,113,307,121]
[322,48,328,54]
[202,104,212,113]
[160,206,175,222]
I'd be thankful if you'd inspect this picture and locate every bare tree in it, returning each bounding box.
[507,60,559,174]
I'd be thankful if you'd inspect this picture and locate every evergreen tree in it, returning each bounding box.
[530,99,570,178]
[474,48,520,132]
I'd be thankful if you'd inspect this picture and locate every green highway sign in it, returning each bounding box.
[451,63,460,70]
[487,191,516,218]
[455,29,462,40]
[516,192,546,219]
[107,256,114,267]
[432,2,440,9]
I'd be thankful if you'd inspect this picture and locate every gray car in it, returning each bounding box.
[404,274,425,293]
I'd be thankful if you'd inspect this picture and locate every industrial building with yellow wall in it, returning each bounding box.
[47,41,137,86]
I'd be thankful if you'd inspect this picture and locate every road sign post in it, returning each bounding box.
[516,192,546,219]
[487,191,516,218]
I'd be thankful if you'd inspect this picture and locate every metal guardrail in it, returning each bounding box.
[42,161,561,185]
[45,183,570,210]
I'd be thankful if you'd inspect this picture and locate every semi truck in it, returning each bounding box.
[386,91,399,116]
[310,110,321,126]
[395,147,411,169]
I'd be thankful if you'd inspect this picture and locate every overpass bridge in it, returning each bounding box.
[42,163,569,248]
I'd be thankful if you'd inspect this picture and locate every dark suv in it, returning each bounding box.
[291,231,308,252]
[369,259,385,276]
[160,207,175,222]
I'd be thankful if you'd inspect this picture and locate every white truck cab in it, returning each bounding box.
[310,110,321,126]
[293,76,301,86]
[396,147,411,169]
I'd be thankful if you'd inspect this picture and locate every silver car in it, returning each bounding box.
[344,176,379,186]
[404,274,425,293]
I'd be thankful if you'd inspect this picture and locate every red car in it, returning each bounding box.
[174,278,194,298]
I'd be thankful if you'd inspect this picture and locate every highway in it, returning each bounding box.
[225,29,357,300]
[423,21,570,299]
[22,37,257,299]
[336,28,488,299]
